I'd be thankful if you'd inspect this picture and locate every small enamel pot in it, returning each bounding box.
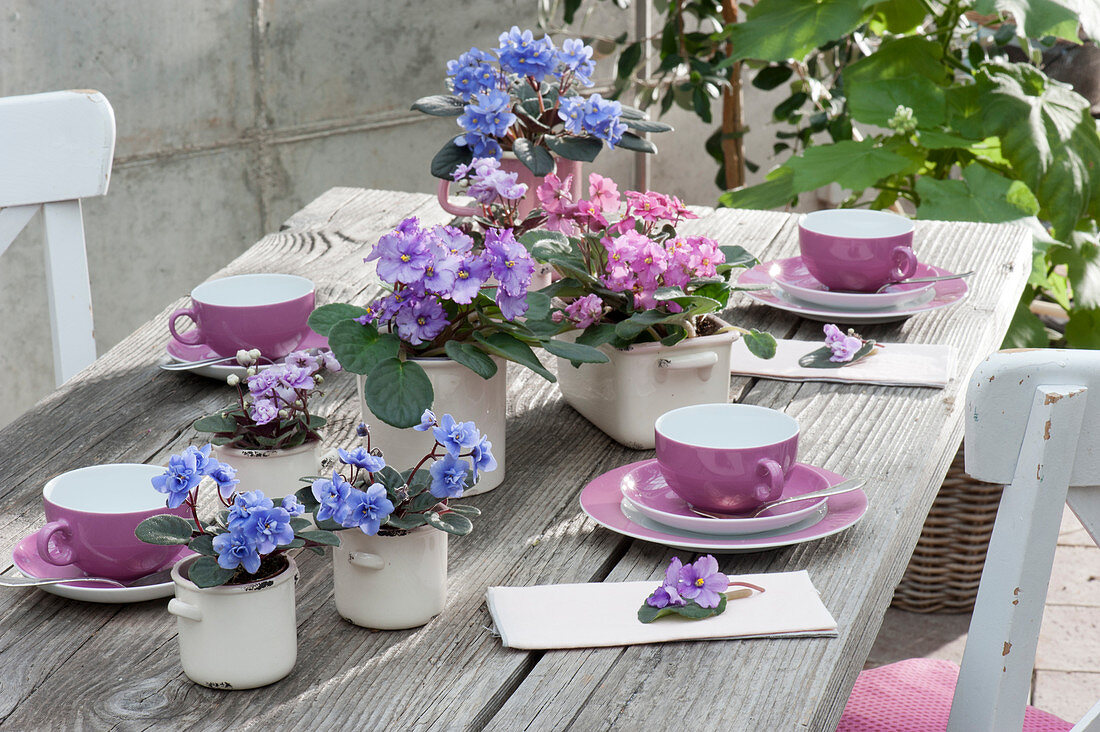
[213,440,321,501]
[332,526,447,630]
[168,555,298,689]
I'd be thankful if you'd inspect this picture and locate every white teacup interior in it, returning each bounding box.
[801,209,913,239]
[656,404,798,449]
[191,273,314,308]
[44,464,168,513]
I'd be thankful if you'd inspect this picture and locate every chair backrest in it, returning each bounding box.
[0,90,115,385]
[952,349,1100,731]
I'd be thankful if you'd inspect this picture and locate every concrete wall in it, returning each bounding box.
[0,1,790,427]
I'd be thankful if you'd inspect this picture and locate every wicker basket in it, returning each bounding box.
[891,446,1005,613]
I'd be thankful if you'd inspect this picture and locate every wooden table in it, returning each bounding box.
[0,189,1031,730]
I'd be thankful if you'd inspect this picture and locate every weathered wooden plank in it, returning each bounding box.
[0,191,1031,732]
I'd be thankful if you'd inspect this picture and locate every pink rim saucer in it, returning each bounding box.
[165,329,328,380]
[620,459,828,536]
[581,460,868,553]
[11,530,192,603]
[736,261,969,324]
[770,256,934,310]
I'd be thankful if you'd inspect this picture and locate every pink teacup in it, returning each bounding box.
[168,273,315,358]
[654,404,799,515]
[36,464,191,581]
[798,209,917,292]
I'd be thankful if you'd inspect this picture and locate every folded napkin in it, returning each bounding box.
[486,570,837,650]
[730,338,955,388]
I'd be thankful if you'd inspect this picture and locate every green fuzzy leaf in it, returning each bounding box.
[576,322,621,349]
[188,557,236,588]
[427,511,474,536]
[386,514,431,530]
[540,338,610,364]
[447,503,482,517]
[916,164,1039,223]
[135,515,195,545]
[443,340,498,380]
[727,0,867,62]
[545,135,604,163]
[719,245,758,269]
[192,414,238,434]
[308,303,368,337]
[692,282,731,309]
[431,136,474,180]
[623,118,675,133]
[615,132,657,154]
[407,489,441,512]
[289,517,312,532]
[376,465,407,491]
[744,329,778,360]
[283,538,305,549]
[327,320,401,375]
[410,94,466,117]
[524,291,552,321]
[798,341,876,368]
[299,529,341,547]
[512,139,555,176]
[294,486,320,509]
[638,594,727,623]
[306,545,326,556]
[364,358,435,428]
[787,140,912,193]
[188,533,217,557]
[472,331,555,382]
[618,105,647,120]
[614,309,681,340]
[517,229,571,260]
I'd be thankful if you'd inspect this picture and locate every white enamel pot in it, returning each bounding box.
[168,555,298,690]
[358,356,506,495]
[213,440,321,500]
[332,526,447,630]
[556,326,739,450]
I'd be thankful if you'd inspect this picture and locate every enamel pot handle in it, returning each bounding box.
[168,598,203,622]
[36,520,74,566]
[755,459,785,503]
[658,351,719,371]
[348,552,385,571]
[437,180,480,217]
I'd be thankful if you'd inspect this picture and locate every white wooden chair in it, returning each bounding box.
[838,349,1100,731]
[0,90,115,385]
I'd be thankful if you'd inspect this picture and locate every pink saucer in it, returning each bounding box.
[12,529,191,603]
[165,329,328,380]
[737,260,968,325]
[770,256,933,310]
[620,459,828,536]
[581,460,868,553]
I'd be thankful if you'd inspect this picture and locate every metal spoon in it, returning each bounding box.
[0,567,174,589]
[159,354,275,371]
[690,478,866,520]
[875,270,975,293]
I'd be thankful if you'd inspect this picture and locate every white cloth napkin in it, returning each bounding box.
[730,338,955,388]
[485,570,837,650]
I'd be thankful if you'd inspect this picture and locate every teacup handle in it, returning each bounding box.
[168,307,205,347]
[36,520,75,566]
[348,552,385,571]
[437,179,480,217]
[755,459,785,503]
[890,246,918,282]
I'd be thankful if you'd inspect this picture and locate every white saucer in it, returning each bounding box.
[770,256,934,310]
[163,330,329,380]
[737,261,969,324]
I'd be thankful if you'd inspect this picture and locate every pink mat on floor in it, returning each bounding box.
[836,658,1072,731]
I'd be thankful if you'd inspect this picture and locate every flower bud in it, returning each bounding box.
[314,375,324,384]
[247,366,258,376]
[356,422,370,437]
[249,348,262,360]
[226,374,240,387]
